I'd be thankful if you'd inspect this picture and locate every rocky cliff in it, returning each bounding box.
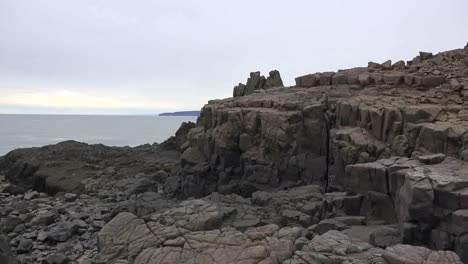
[175,44,468,261]
[1,44,468,263]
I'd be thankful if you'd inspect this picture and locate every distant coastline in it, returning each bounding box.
[159,111,200,117]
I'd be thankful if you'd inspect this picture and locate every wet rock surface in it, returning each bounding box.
[2,45,468,263]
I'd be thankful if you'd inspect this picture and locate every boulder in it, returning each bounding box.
[16,238,33,253]
[295,74,318,87]
[47,222,79,242]
[1,215,22,233]
[370,226,401,248]
[392,60,406,70]
[30,212,56,226]
[265,70,283,88]
[44,253,70,264]
[368,61,381,69]
[381,60,392,70]
[419,51,433,60]
[422,75,445,88]
[418,153,446,164]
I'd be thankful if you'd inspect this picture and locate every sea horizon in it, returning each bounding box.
[0,114,196,156]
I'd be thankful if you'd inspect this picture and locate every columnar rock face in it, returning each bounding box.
[180,88,330,197]
[174,45,468,262]
[344,157,468,256]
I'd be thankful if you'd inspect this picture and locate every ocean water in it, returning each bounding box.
[0,114,197,156]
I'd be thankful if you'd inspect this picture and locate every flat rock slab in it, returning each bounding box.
[418,153,446,164]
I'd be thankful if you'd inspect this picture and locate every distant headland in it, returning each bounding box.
[159,111,200,116]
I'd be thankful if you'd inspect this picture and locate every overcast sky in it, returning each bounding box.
[0,0,467,115]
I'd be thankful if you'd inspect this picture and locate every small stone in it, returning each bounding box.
[23,190,40,200]
[37,231,48,242]
[45,253,70,264]
[72,219,87,228]
[47,222,79,242]
[19,213,34,223]
[12,224,26,233]
[450,79,463,91]
[79,194,90,199]
[30,212,56,226]
[64,193,77,202]
[1,215,23,233]
[418,153,446,164]
[93,220,106,229]
[16,238,33,253]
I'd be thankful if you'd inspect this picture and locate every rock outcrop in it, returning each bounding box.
[2,44,468,263]
[0,140,182,195]
[173,44,468,262]
[233,70,284,97]
[94,201,463,264]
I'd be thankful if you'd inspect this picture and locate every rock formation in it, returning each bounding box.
[175,44,468,262]
[233,70,284,97]
[2,44,468,263]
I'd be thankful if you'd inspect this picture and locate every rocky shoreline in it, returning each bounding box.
[2,44,468,263]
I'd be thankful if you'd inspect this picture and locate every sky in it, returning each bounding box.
[0,0,467,115]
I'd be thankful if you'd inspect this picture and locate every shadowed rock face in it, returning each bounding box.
[0,235,17,264]
[180,46,468,199]
[0,140,182,195]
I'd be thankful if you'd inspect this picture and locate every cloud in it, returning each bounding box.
[0,89,179,110]
[0,0,467,114]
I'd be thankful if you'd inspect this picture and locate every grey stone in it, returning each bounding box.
[1,215,22,233]
[47,222,79,242]
[392,60,405,70]
[368,61,381,69]
[30,212,56,226]
[419,51,433,60]
[45,253,70,264]
[64,193,77,202]
[370,226,401,248]
[23,191,39,200]
[418,153,446,164]
[381,60,392,70]
[16,238,33,253]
